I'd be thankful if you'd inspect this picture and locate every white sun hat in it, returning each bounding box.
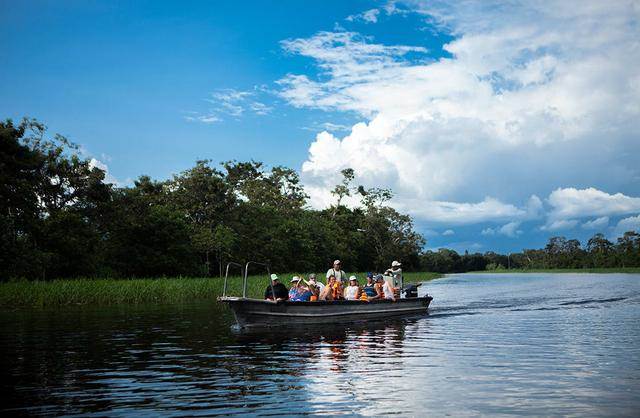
[349,275,357,282]
[290,276,301,282]
[392,261,402,267]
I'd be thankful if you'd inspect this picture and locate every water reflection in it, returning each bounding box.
[2,273,640,416]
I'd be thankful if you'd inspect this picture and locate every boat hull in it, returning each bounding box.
[218,296,433,328]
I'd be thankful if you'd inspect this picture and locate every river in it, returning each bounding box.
[2,273,640,416]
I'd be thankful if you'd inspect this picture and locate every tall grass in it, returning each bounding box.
[0,272,442,308]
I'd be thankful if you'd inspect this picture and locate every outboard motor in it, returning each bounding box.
[402,283,421,298]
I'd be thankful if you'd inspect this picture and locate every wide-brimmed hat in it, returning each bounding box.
[291,276,301,283]
[392,260,401,267]
[270,274,279,281]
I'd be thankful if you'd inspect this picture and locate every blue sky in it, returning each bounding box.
[2,1,639,253]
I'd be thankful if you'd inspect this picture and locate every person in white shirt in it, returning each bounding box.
[307,273,325,294]
[377,274,396,301]
[385,260,403,288]
[326,259,347,283]
[343,276,361,300]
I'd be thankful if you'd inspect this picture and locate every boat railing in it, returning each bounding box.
[222,262,245,297]
[243,261,271,298]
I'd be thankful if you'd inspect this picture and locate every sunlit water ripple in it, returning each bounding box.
[2,273,639,416]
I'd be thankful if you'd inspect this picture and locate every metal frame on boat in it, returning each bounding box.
[218,261,433,328]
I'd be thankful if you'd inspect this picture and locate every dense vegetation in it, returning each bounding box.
[1,118,424,280]
[0,272,443,308]
[2,118,638,282]
[420,233,640,273]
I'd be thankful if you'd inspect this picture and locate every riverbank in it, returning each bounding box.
[0,272,442,308]
[473,267,640,274]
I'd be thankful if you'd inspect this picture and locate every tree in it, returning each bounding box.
[1,118,111,279]
[587,233,615,268]
[616,231,640,267]
[330,168,355,217]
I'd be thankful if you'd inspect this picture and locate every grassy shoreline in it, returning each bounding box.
[469,267,640,274]
[0,272,443,309]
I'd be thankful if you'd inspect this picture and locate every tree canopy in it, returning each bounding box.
[1,118,638,280]
[1,118,427,279]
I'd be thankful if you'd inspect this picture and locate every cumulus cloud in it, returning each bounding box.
[547,187,640,221]
[540,219,579,232]
[278,1,640,228]
[442,229,454,236]
[581,216,609,230]
[611,215,640,239]
[89,158,121,186]
[481,221,523,237]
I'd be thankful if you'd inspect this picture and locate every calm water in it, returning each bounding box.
[2,273,640,416]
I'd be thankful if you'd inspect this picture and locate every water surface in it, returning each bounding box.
[2,273,640,416]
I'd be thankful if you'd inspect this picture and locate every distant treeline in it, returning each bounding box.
[2,118,638,281]
[1,118,424,280]
[420,233,640,273]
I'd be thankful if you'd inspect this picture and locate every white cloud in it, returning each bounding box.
[184,113,221,124]
[499,221,523,238]
[301,122,352,133]
[442,229,454,236]
[346,9,381,24]
[89,158,120,186]
[548,188,640,221]
[187,88,272,123]
[611,215,640,239]
[435,241,483,253]
[582,216,609,230]
[540,219,579,232]
[278,1,640,227]
[481,221,522,237]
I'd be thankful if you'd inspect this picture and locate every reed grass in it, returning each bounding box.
[0,272,442,308]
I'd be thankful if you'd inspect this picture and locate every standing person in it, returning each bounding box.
[326,260,347,283]
[385,261,403,288]
[343,276,361,300]
[264,274,289,301]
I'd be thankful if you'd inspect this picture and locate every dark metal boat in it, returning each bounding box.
[219,296,433,327]
[218,261,433,328]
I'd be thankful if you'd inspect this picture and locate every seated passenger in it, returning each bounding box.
[344,276,361,300]
[320,274,343,301]
[308,274,325,293]
[288,276,313,301]
[377,274,396,301]
[362,273,379,300]
[264,274,289,301]
[373,274,388,300]
[307,274,324,301]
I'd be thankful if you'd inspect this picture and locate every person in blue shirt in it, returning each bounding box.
[288,276,313,301]
[362,272,379,300]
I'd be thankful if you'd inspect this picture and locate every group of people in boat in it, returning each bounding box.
[264,259,403,303]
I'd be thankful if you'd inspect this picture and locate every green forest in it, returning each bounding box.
[2,118,639,281]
